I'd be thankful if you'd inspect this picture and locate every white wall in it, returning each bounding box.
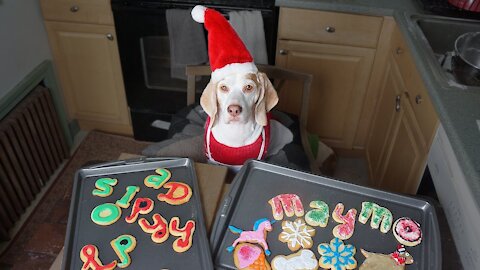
[0,0,52,99]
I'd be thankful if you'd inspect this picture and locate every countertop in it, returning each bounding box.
[275,0,480,209]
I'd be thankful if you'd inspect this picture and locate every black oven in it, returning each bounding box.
[111,0,278,141]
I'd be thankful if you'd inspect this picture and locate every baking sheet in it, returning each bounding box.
[210,160,441,269]
[63,157,213,269]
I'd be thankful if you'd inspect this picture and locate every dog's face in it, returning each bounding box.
[200,72,278,127]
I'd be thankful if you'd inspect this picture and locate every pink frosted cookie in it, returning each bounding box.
[268,194,304,220]
[233,243,271,270]
[392,217,422,247]
[332,203,357,240]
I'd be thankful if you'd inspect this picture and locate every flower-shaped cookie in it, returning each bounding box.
[318,238,357,270]
[278,218,315,251]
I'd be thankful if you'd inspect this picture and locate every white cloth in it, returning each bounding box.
[267,120,293,157]
[228,10,268,64]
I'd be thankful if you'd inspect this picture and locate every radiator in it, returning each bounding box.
[0,86,68,241]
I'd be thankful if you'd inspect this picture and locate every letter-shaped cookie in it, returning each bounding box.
[332,203,357,240]
[92,178,118,197]
[358,202,393,233]
[169,216,195,252]
[157,182,192,205]
[268,194,304,220]
[125,198,154,223]
[110,235,136,268]
[144,168,171,189]
[116,186,140,208]
[139,213,169,244]
[80,244,117,270]
[91,203,121,226]
[305,200,329,228]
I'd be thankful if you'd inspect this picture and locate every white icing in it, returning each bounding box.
[272,250,318,270]
[279,219,315,249]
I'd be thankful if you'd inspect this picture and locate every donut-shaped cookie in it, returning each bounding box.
[392,217,422,247]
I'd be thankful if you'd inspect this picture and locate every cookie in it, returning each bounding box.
[278,218,315,252]
[271,249,318,270]
[169,216,195,252]
[305,200,329,228]
[227,218,274,256]
[92,178,117,197]
[139,213,170,244]
[268,194,304,220]
[360,245,414,270]
[318,238,357,270]
[332,203,357,240]
[116,186,140,209]
[157,182,192,205]
[110,235,137,268]
[144,168,171,189]
[91,203,121,226]
[80,244,117,270]
[125,198,154,224]
[358,202,393,233]
[392,217,422,247]
[233,243,271,270]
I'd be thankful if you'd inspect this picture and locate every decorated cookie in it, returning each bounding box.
[305,200,329,228]
[110,235,137,268]
[144,168,171,189]
[360,245,413,270]
[157,182,192,205]
[80,244,117,270]
[393,217,422,247]
[233,243,271,270]
[116,186,140,209]
[318,238,357,270]
[271,249,318,270]
[139,213,169,244]
[125,198,154,224]
[358,202,393,233]
[169,216,196,252]
[92,178,118,197]
[278,218,315,252]
[227,218,274,256]
[268,194,304,220]
[332,203,357,240]
[91,203,121,226]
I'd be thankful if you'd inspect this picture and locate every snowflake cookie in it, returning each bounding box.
[318,238,357,270]
[278,218,315,251]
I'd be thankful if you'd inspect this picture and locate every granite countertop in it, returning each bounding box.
[275,0,480,208]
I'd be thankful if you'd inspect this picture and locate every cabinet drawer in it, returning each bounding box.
[40,0,113,25]
[278,8,383,48]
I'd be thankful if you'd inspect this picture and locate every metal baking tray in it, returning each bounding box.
[63,157,213,269]
[210,160,441,269]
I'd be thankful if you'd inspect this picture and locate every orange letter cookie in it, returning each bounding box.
[332,203,357,240]
[268,194,304,220]
[169,216,195,252]
[157,182,192,205]
[144,168,171,189]
[125,198,154,223]
[139,213,170,244]
[80,244,117,270]
[110,235,136,268]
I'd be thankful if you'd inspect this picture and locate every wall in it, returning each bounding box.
[0,0,52,99]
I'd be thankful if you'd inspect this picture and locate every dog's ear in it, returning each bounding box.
[200,80,218,125]
[255,72,279,126]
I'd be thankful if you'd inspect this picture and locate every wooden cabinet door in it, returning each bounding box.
[276,40,375,149]
[45,21,131,135]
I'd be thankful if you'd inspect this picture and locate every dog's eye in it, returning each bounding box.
[220,85,229,92]
[244,84,254,92]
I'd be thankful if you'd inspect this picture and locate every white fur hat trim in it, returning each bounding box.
[211,62,258,83]
[191,5,207,23]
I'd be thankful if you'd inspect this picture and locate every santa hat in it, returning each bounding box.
[191,5,257,82]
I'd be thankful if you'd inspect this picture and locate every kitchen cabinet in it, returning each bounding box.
[40,0,132,135]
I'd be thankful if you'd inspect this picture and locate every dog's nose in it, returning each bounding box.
[227,104,242,117]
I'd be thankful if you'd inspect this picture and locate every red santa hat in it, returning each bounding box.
[191,5,258,82]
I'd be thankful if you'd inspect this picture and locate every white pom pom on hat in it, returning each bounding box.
[191,5,207,23]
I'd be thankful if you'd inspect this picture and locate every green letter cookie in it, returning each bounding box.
[144,168,171,189]
[92,178,118,197]
[91,203,121,226]
[305,200,329,227]
[358,202,393,233]
[116,186,140,208]
[110,234,136,268]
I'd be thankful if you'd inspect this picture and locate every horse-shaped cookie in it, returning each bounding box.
[227,218,275,255]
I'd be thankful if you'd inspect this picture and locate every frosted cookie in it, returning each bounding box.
[91,203,121,226]
[139,213,169,244]
[278,218,315,252]
[110,235,137,268]
[271,249,318,270]
[233,243,271,270]
[268,194,304,220]
[80,244,117,270]
[332,203,357,240]
[227,218,274,256]
[360,245,413,270]
[144,168,171,189]
[92,178,118,197]
[318,238,357,270]
[125,198,154,224]
[305,200,329,228]
[358,202,393,233]
[169,216,196,252]
[116,186,140,208]
[393,217,422,247]
[157,182,192,205]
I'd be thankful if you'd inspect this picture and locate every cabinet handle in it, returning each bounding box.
[70,5,79,12]
[106,33,114,41]
[279,49,288,55]
[415,94,423,104]
[395,95,401,112]
[396,47,404,55]
[325,26,336,33]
